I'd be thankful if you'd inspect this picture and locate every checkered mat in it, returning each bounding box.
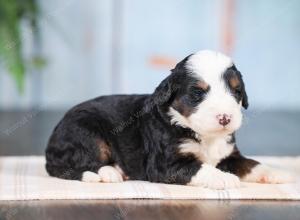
[0,156,299,200]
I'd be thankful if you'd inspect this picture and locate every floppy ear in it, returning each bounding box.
[152,54,192,106]
[240,74,249,109]
[152,73,178,106]
[241,87,249,109]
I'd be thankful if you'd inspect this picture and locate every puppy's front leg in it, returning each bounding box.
[160,157,240,189]
[188,164,240,189]
[217,151,295,184]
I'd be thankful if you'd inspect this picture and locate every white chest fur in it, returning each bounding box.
[178,135,234,167]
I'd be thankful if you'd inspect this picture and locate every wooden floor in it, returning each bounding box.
[1,200,300,220]
[0,110,300,219]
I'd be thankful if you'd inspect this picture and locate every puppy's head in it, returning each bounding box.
[154,50,248,137]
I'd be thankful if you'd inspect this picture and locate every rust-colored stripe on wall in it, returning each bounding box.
[221,0,236,55]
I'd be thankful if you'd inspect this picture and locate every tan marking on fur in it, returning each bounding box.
[197,81,209,91]
[229,76,240,88]
[172,99,194,117]
[96,139,111,162]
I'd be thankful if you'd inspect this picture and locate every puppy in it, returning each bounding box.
[46,50,294,189]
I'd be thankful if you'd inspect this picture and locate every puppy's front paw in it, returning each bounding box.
[188,164,240,189]
[242,165,295,184]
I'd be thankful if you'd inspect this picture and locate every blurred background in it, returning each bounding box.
[0,0,299,156]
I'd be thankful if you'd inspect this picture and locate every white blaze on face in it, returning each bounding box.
[170,50,243,136]
[187,50,242,136]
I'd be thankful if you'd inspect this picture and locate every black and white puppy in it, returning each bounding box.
[46,50,294,189]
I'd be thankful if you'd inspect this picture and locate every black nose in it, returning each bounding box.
[217,114,231,126]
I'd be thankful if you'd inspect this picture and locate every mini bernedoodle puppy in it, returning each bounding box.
[46,50,294,189]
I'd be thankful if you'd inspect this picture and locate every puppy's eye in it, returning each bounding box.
[189,88,205,104]
[190,87,205,97]
[192,88,204,96]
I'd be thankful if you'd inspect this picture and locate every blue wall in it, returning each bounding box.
[0,0,299,110]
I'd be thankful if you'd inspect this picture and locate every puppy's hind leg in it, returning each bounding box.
[82,166,125,183]
[46,164,101,183]
[82,171,101,182]
[97,166,124,183]
[48,167,123,183]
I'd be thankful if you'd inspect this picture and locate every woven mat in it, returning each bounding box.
[0,156,299,200]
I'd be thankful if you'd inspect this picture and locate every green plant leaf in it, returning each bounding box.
[0,0,40,93]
